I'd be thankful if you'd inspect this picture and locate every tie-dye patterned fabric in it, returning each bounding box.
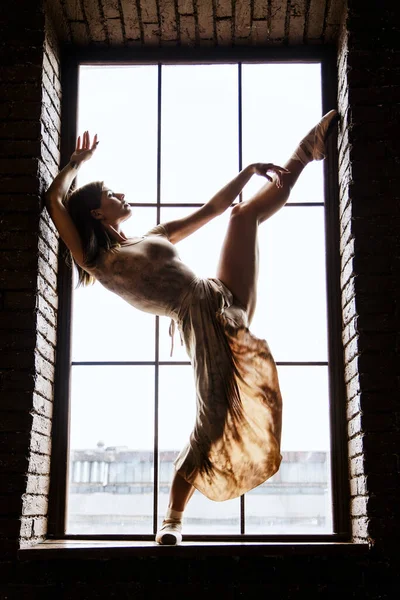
[90,224,283,501]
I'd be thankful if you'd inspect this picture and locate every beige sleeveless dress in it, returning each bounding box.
[90,225,282,501]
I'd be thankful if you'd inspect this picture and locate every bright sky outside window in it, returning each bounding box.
[66,63,332,536]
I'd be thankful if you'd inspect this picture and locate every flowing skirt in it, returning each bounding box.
[173,277,283,501]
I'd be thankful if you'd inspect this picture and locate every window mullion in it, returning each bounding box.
[153,64,163,535]
[238,62,246,536]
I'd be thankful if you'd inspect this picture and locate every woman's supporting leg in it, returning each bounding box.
[155,473,195,545]
[217,109,339,323]
[168,472,195,511]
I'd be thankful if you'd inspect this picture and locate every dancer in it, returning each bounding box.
[45,109,338,545]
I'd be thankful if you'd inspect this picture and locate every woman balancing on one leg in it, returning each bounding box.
[45,109,339,545]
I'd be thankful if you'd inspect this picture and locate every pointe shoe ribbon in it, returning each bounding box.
[292,109,339,165]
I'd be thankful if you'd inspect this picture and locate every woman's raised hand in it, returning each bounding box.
[252,163,290,188]
[70,131,99,166]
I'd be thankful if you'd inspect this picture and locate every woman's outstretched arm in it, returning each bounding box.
[164,163,288,244]
[45,131,98,266]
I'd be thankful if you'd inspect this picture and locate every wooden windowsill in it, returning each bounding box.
[19,539,370,560]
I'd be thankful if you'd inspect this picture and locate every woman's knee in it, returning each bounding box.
[230,201,255,222]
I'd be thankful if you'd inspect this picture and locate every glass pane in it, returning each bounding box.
[251,206,328,362]
[158,207,231,362]
[67,366,155,534]
[71,208,157,362]
[245,366,332,534]
[161,65,238,204]
[158,366,240,534]
[242,63,324,204]
[78,65,158,204]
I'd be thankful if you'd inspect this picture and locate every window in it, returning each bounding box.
[51,57,347,541]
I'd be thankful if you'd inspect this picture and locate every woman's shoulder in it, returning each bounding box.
[143,223,170,240]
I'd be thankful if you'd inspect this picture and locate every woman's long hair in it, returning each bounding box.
[65,181,118,286]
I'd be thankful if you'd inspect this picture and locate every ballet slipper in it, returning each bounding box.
[155,518,183,545]
[292,109,340,165]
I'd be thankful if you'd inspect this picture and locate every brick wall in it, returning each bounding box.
[0,1,61,555]
[0,0,399,597]
[337,0,400,548]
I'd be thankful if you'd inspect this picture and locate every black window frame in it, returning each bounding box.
[48,46,349,543]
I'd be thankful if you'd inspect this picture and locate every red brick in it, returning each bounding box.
[347,394,361,419]
[28,452,50,476]
[0,494,23,516]
[344,336,359,365]
[0,231,37,251]
[0,330,36,351]
[345,356,359,384]
[364,452,398,474]
[32,394,53,420]
[348,413,362,438]
[0,474,27,495]
[350,475,367,497]
[351,496,367,517]
[31,413,51,437]
[34,374,53,400]
[0,391,33,412]
[38,237,58,268]
[39,215,59,253]
[197,0,213,39]
[350,455,364,477]
[34,352,55,381]
[356,313,397,333]
[33,516,47,537]
[37,275,58,310]
[1,84,42,105]
[361,412,398,434]
[359,391,399,414]
[20,517,34,538]
[351,517,368,539]
[38,255,57,289]
[367,473,400,493]
[0,121,41,141]
[348,434,363,458]
[180,15,196,44]
[121,0,141,40]
[0,518,21,538]
[30,431,51,456]
[368,516,400,539]
[342,296,356,326]
[36,331,56,364]
[359,371,398,394]
[0,270,36,290]
[36,308,57,339]
[21,494,48,517]
[0,454,29,474]
[0,411,32,433]
[0,432,30,454]
[26,474,50,496]
[0,371,34,393]
[342,317,357,346]
[177,0,194,14]
[0,250,38,271]
[0,176,40,195]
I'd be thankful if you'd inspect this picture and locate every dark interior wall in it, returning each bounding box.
[0,0,399,598]
[0,0,61,556]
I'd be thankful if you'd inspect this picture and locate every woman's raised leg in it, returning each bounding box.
[217,110,339,323]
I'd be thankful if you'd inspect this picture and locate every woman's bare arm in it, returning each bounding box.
[164,163,288,244]
[44,131,98,266]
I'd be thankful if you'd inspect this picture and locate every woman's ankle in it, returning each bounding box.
[165,507,184,521]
